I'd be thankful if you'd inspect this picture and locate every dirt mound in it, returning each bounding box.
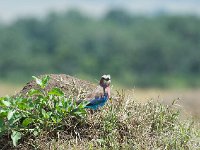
[18,74,97,99]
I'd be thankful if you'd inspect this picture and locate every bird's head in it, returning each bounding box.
[99,74,111,88]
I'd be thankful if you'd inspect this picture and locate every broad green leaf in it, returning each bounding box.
[28,89,43,96]
[7,110,16,120]
[0,109,7,117]
[0,97,5,100]
[0,97,6,105]
[78,102,89,109]
[58,101,63,107]
[66,106,71,112]
[73,111,82,115]
[0,118,4,128]
[11,131,22,146]
[42,109,49,119]
[47,112,52,116]
[32,76,42,87]
[51,116,62,123]
[51,117,57,123]
[17,103,27,110]
[42,109,46,115]
[48,87,64,96]
[22,118,33,127]
[1,100,11,107]
[56,118,62,123]
[0,122,6,137]
[41,75,50,88]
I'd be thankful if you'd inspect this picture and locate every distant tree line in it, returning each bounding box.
[0,10,200,87]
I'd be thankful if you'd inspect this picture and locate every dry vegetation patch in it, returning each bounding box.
[0,75,200,149]
[18,74,96,99]
[15,90,200,150]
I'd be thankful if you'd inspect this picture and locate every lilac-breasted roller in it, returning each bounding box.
[77,75,111,110]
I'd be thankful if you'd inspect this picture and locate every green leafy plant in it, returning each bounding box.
[0,75,88,147]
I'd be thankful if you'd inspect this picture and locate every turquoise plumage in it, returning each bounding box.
[77,75,111,110]
[85,93,109,110]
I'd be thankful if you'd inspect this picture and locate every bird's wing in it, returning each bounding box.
[86,96,105,106]
[86,85,104,99]
[85,94,109,110]
[76,86,104,105]
[77,95,104,106]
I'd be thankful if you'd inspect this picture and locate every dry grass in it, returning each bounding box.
[128,88,200,119]
[3,89,198,150]
[1,83,200,149]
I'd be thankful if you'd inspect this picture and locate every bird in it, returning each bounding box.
[77,75,111,110]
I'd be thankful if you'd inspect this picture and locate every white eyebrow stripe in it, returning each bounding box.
[101,74,111,80]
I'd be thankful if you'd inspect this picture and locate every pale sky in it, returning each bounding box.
[0,0,200,23]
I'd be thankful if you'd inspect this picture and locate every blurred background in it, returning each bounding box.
[0,0,200,117]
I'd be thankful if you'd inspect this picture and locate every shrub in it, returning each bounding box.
[0,76,88,147]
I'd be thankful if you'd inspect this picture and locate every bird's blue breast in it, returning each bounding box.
[85,93,109,110]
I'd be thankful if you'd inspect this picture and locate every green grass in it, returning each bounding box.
[0,77,200,149]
